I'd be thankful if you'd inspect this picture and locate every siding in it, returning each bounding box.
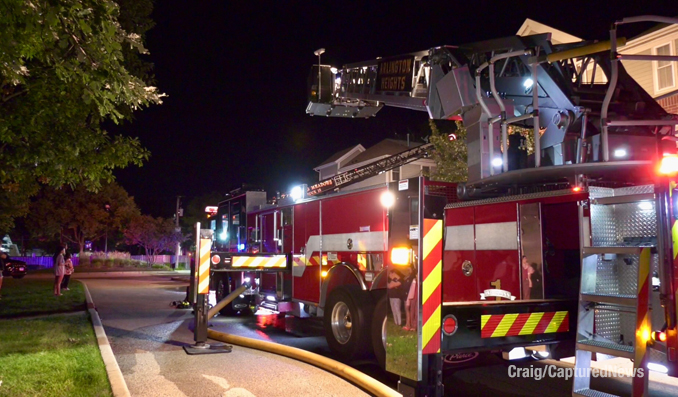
[622,49,653,96]
[658,93,678,115]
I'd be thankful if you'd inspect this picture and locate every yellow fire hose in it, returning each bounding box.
[205,284,401,397]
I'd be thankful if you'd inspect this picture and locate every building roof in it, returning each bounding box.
[516,18,582,44]
[314,144,365,170]
[344,139,425,167]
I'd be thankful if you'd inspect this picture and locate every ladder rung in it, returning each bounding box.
[590,193,654,205]
[577,340,634,359]
[580,293,636,306]
[582,246,647,256]
[573,388,620,397]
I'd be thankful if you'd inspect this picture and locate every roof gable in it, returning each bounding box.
[516,18,582,44]
[314,144,365,170]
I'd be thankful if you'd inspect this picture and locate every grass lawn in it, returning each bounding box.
[0,278,86,318]
[385,315,419,380]
[0,312,112,397]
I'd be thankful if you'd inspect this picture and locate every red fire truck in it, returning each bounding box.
[210,16,678,396]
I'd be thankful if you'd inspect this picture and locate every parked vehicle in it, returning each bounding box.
[2,256,27,279]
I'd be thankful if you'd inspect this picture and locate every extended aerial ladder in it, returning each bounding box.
[307,15,678,397]
[306,142,433,196]
[307,23,678,194]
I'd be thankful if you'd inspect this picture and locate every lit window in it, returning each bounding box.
[655,43,675,91]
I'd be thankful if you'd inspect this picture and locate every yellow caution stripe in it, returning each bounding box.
[198,238,212,294]
[422,219,443,354]
[480,311,569,338]
[232,255,287,269]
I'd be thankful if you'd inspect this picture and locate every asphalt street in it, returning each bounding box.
[79,273,369,397]
[76,272,678,396]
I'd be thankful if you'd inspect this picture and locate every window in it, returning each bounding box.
[655,43,675,92]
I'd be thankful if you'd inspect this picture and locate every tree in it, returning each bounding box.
[427,120,537,183]
[27,182,139,254]
[428,120,469,182]
[124,215,184,261]
[0,0,164,232]
[182,192,225,230]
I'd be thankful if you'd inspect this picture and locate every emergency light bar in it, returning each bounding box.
[210,252,291,273]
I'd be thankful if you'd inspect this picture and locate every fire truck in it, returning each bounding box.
[210,16,678,396]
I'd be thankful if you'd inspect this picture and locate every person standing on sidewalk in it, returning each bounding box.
[61,253,74,291]
[54,246,66,296]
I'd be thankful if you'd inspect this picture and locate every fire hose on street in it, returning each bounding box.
[204,283,402,397]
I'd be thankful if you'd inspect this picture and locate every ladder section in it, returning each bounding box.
[573,185,656,397]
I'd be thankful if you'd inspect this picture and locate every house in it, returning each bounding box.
[314,138,436,191]
[619,21,678,115]
[517,18,678,117]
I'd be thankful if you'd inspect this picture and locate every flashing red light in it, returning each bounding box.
[652,331,667,343]
[572,186,582,192]
[659,155,678,175]
[211,255,221,265]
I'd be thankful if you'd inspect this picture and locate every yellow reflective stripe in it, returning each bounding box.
[422,305,441,352]
[519,312,544,335]
[232,256,287,268]
[491,313,519,337]
[481,314,490,330]
[422,260,441,303]
[544,311,567,333]
[423,220,443,260]
[198,239,211,294]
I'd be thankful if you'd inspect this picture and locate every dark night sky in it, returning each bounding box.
[112,1,678,216]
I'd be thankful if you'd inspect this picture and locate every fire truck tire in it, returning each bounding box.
[323,286,373,362]
[371,295,388,368]
[215,273,251,316]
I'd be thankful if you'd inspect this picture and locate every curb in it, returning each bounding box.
[80,280,131,397]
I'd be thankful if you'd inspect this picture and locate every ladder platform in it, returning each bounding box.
[576,340,634,359]
[582,246,651,256]
[590,193,655,205]
[580,293,636,306]
[573,388,620,397]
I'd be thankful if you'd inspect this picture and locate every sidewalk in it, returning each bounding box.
[81,275,378,397]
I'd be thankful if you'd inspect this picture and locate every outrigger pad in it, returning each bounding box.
[183,342,233,355]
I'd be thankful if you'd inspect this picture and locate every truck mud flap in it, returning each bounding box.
[440,299,577,353]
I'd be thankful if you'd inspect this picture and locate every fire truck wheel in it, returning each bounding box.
[215,274,253,316]
[215,275,237,316]
[323,286,372,361]
[371,295,388,368]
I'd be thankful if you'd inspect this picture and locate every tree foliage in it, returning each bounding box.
[27,182,139,254]
[0,0,164,232]
[428,120,468,182]
[182,192,224,230]
[124,215,184,259]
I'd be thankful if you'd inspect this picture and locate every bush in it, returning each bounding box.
[151,263,170,270]
[91,259,104,268]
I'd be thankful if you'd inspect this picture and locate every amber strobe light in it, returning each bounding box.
[391,247,410,266]
[659,155,678,175]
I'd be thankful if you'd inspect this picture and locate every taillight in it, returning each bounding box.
[652,330,667,343]
[391,247,410,266]
[659,155,678,175]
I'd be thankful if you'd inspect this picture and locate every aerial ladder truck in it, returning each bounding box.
[303,15,678,397]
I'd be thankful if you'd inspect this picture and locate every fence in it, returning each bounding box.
[13,255,190,268]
